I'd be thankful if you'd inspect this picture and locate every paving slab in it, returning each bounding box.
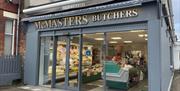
[171,71,180,91]
[0,85,68,91]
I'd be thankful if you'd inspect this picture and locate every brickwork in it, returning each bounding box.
[18,30,26,56]
[0,0,18,13]
[0,10,5,55]
[0,0,25,56]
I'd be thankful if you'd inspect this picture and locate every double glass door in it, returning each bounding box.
[39,35,82,91]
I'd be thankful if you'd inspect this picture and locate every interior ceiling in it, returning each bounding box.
[83,30,148,44]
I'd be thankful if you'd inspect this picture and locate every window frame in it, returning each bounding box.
[4,19,16,55]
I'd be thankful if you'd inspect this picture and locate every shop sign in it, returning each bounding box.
[85,50,91,56]
[34,9,139,29]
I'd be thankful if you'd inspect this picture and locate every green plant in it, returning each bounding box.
[129,67,140,87]
[129,67,139,78]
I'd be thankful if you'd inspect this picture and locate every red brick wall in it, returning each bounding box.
[18,30,26,56]
[0,0,18,13]
[0,0,22,56]
[0,10,5,55]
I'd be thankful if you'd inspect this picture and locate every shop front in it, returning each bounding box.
[23,1,173,91]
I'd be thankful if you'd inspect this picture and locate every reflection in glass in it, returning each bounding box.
[55,36,67,88]
[39,37,52,85]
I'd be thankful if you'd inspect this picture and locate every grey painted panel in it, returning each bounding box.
[39,23,147,36]
[148,20,161,91]
[23,2,170,91]
[160,19,173,91]
[82,22,147,34]
[55,29,81,36]
[40,29,81,37]
[26,3,157,31]
[0,55,21,86]
[40,31,54,37]
[24,23,39,85]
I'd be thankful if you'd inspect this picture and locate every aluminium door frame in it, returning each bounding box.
[52,33,82,91]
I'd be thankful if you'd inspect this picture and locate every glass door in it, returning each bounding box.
[80,33,105,91]
[67,35,81,90]
[55,36,68,89]
[54,35,81,91]
[39,34,82,91]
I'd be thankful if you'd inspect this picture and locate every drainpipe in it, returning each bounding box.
[16,0,21,55]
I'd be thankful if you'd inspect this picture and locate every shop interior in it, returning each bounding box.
[39,30,148,91]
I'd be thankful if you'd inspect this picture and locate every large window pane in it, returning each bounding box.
[106,31,148,91]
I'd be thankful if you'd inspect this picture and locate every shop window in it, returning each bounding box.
[4,19,15,55]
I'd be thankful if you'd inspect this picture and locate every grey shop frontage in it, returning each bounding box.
[23,1,174,91]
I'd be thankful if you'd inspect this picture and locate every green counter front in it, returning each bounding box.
[106,80,128,90]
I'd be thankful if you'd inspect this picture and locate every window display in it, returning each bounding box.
[39,31,148,91]
[47,42,94,79]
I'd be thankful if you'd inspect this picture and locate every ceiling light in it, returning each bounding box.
[124,41,133,43]
[95,33,104,35]
[145,38,148,40]
[94,38,104,40]
[144,34,148,37]
[138,34,144,37]
[130,30,145,32]
[109,41,118,43]
[111,37,122,40]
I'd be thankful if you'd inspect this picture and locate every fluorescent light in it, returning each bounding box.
[94,38,104,40]
[109,41,118,43]
[95,33,104,35]
[138,34,144,37]
[124,41,132,43]
[111,37,122,40]
[138,34,148,38]
[145,38,148,40]
[130,30,145,32]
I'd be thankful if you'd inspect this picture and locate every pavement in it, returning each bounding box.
[0,85,67,91]
[2,71,180,91]
[0,81,147,91]
[171,71,180,91]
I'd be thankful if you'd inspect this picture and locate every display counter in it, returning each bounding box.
[82,64,102,83]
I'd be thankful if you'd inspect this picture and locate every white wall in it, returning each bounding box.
[173,42,180,70]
